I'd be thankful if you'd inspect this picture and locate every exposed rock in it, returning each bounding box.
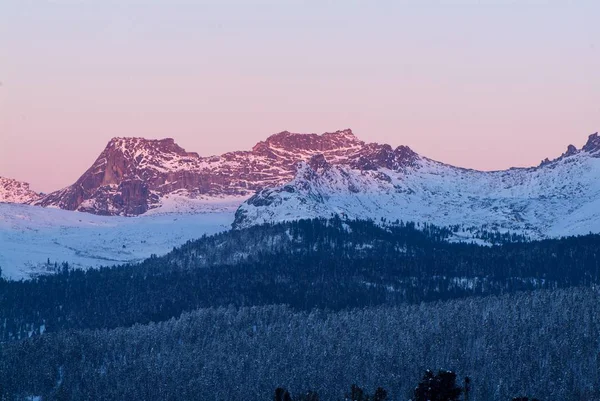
[33,130,369,215]
[0,177,42,204]
[307,154,331,172]
[350,143,419,170]
[563,144,578,157]
[582,132,600,155]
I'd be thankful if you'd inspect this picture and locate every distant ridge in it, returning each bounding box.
[1,129,598,239]
[234,132,600,240]
[31,129,419,215]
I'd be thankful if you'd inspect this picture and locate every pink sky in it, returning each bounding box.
[1,1,599,192]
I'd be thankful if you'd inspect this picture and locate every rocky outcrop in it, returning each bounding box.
[0,177,42,204]
[350,143,419,171]
[582,133,600,155]
[563,144,578,157]
[307,154,331,172]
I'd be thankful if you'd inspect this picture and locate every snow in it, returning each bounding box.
[0,202,238,280]
[146,192,249,215]
[235,149,600,240]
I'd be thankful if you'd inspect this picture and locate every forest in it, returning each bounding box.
[0,218,599,400]
[1,288,597,400]
[1,218,599,341]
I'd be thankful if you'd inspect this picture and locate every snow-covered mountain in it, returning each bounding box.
[3,130,600,278]
[234,133,600,240]
[0,177,42,204]
[33,130,368,215]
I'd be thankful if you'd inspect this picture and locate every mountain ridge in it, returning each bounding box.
[234,132,600,239]
[2,130,598,227]
[31,129,421,215]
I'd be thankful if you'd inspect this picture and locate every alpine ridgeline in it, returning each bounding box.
[30,130,365,215]
[6,129,600,239]
[234,132,600,239]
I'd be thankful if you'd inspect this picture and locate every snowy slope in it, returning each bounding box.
[0,201,239,280]
[234,133,600,239]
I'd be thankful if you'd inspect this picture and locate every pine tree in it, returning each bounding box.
[348,384,366,401]
[464,377,471,401]
[414,370,462,401]
[373,387,388,401]
[275,387,292,401]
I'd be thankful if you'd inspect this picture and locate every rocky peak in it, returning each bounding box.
[394,145,418,162]
[33,129,425,216]
[350,143,419,170]
[582,133,600,155]
[34,137,204,214]
[0,176,42,204]
[540,134,598,167]
[322,128,362,145]
[563,144,578,157]
[105,137,199,159]
[255,129,364,153]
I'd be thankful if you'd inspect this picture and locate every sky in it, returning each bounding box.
[0,0,599,193]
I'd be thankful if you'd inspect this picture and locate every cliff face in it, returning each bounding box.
[34,129,396,215]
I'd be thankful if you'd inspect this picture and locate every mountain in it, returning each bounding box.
[33,130,367,215]
[234,133,600,239]
[0,177,42,204]
[16,129,600,240]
